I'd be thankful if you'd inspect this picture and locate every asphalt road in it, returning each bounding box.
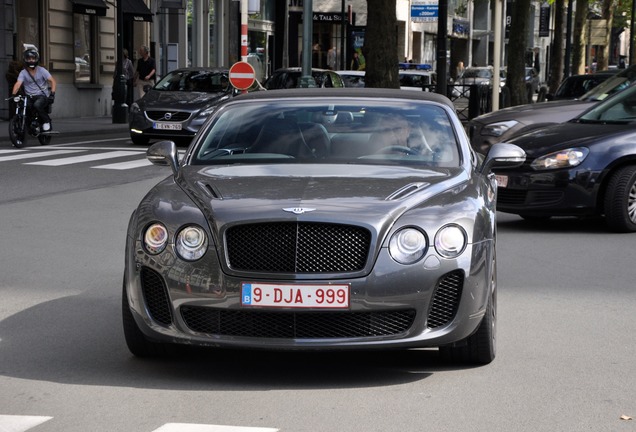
[1,131,635,432]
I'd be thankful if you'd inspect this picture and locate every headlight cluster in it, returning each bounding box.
[388,224,467,264]
[531,147,589,170]
[142,223,208,261]
[482,120,518,137]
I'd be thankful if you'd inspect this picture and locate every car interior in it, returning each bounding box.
[194,103,460,167]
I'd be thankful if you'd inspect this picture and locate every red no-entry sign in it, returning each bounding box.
[229,61,256,90]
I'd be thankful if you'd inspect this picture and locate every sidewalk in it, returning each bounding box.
[0,116,129,143]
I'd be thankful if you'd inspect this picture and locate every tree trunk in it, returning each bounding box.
[506,0,532,105]
[571,0,589,75]
[363,0,400,88]
[548,0,565,94]
[596,0,615,70]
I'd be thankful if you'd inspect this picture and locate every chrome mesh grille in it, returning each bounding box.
[145,111,191,122]
[427,271,464,329]
[180,307,416,338]
[140,267,172,325]
[225,222,371,273]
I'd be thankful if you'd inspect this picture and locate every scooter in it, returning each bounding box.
[6,94,57,148]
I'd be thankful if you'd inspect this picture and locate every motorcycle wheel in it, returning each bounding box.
[38,133,52,145]
[9,116,26,148]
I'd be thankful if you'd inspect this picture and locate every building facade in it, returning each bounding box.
[2,0,604,120]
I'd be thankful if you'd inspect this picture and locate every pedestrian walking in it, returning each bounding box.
[350,52,360,71]
[134,45,156,100]
[114,48,135,106]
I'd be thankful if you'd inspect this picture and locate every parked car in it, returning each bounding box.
[129,67,239,146]
[122,88,525,364]
[335,70,365,88]
[335,70,436,91]
[263,68,345,89]
[545,70,615,101]
[457,66,506,87]
[467,65,636,154]
[493,82,636,232]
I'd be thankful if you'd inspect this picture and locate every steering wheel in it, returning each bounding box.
[376,145,419,156]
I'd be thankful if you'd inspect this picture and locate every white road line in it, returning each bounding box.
[93,158,153,170]
[0,415,53,432]
[0,150,84,162]
[152,424,278,432]
[0,149,27,155]
[25,151,141,166]
[49,137,131,146]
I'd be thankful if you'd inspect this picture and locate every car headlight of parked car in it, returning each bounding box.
[530,147,589,170]
[482,120,518,137]
[129,102,141,115]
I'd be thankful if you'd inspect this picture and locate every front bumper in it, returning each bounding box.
[124,235,494,350]
[495,167,602,217]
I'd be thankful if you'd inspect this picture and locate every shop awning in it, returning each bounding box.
[69,0,108,16]
[123,0,153,22]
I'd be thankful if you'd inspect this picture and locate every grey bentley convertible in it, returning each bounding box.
[122,88,524,365]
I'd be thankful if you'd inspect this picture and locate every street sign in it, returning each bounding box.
[229,61,256,90]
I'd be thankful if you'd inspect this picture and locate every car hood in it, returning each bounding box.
[508,121,632,157]
[138,90,231,110]
[178,163,469,229]
[471,99,595,125]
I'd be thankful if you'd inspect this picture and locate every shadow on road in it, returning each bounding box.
[0,293,482,390]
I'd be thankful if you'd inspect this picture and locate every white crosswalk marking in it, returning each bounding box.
[0,415,53,432]
[152,424,278,432]
[0,149,84,162]
[93,158,153,170]
[25,150,145,166]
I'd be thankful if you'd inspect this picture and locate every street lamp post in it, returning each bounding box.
[112,0,128,123]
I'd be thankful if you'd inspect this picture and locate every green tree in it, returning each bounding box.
[362,0,400,88]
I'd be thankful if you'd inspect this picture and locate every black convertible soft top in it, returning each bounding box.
[232,87,455,110]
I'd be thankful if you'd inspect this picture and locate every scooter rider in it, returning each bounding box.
[11,47,57,132]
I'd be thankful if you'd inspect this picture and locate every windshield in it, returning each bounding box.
[578,85,636,123]
[154,69,230,93]
[192,99,460,168]
[579,66,636,101]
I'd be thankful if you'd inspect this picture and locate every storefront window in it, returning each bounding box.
[73,14,96,83]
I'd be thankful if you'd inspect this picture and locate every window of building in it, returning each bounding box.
[17,0,41,51]
[73,14,97,84]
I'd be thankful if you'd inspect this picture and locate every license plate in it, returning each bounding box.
[153,122,182,130]
[241,282,350,309]
[495,175,508,188]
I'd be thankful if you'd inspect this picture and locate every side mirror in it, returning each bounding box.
[147,140,179,176]
[479,143,526,174]
[143,84,152,93]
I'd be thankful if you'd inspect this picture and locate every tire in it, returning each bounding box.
[604,166,636,232]
[38,133,52,146]
[9,116,26,148]
[122,279,169,357]
[131,134,150,146]
[439,253,497,365]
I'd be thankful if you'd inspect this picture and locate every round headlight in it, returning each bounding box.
[143,223,168,254]
[176,225,208,261]
[435,225,467,258]
[389,228,428,265]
